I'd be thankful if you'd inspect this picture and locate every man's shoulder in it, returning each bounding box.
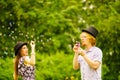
[93,46,102,51]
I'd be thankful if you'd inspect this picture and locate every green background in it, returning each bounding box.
[0,0,120,80]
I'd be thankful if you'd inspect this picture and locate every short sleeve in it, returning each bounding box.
[18,56,35,79]
[92,48,102,63]
[78,55,83,64]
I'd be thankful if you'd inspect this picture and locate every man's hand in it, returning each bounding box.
[78,48,85,56]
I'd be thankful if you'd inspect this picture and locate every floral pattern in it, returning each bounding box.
[18,56,35,80]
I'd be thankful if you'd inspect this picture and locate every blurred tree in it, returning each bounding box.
[0,0,120,79]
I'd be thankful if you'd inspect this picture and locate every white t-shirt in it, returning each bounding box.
[78,46,102,80]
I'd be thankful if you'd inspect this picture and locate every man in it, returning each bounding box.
[73,26,102,80]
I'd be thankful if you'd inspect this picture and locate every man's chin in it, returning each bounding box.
[82,44,85,46]
[25,53,28,56]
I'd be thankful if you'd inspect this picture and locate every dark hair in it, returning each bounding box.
[14,42,27,56]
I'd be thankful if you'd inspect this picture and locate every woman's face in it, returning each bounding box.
[80,32,90,46]
[20,45,28,56]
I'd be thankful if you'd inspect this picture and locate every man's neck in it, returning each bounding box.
[85,44,92,51]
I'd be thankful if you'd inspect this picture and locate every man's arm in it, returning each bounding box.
[73,53,80,70]
[83,54,101,69]
[79,49,101,70]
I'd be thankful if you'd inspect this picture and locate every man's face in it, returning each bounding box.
[80,32,90,46]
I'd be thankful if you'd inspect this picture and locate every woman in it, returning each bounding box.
[73,27,102,80]
[13,41,35,80]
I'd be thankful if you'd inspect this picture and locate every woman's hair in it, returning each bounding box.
[86,33,96,46]
[14,50,21,77]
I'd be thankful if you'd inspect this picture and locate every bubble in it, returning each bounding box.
[82,6,87,10]
[19,33,23,36]
[89,4,94,10]
[12,36,15,40]
[12,31,14,33]
[38,0,43,3]
[15,36,17,39]
[78,17,83,23]
[49,38,51,40]
[3,34,6,36]
[37,40,40,43]
[42,42,45,45]
[4,51,8,55]
[83,20,86,23]
[109,52,113,56]
[26,34,28,37]
[13,22,15,24]
[9,22,12,27]
[31,35,33,38]
[27,32,29,34]
[40,39,43,42]
[0,33,2,36]
[5,47,8,50]
[8,27,10,30]
[47,39,49,42]
[10,14,12,16]
[81,0,86,3]
[32,28,35,31]
[18,23,20,26]
[37,37,39,39]
[40,35,44,37]
[9,34,11,37]
[72,38,75,43]
[2,25,5,28]
[15,28,17,31]
[68,44,72,49]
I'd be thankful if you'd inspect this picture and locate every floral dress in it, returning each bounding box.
[18,56,35,80]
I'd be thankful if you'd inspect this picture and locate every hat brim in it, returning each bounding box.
[82,30,96,38]
[15,42,27,56]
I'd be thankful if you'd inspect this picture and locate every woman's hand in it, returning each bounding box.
[29,41,36,65]
[30,41,35,48]
[30,41,35,55]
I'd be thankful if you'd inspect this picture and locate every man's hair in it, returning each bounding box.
[86,33,96,46]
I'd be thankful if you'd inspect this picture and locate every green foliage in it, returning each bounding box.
[0,0,82,57]
[1,52,120,80]
[0,53,80,80]
[1,52,118,80]
[0,0,120,79]
[36,52,80,80]
[0,57,13,79]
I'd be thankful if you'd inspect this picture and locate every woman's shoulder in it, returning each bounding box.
[19,56,32,67]
[20,56,29,59]
[19,56,29,62]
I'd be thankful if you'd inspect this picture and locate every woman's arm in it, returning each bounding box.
[24,41,35,66]
[30,41,35,65]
